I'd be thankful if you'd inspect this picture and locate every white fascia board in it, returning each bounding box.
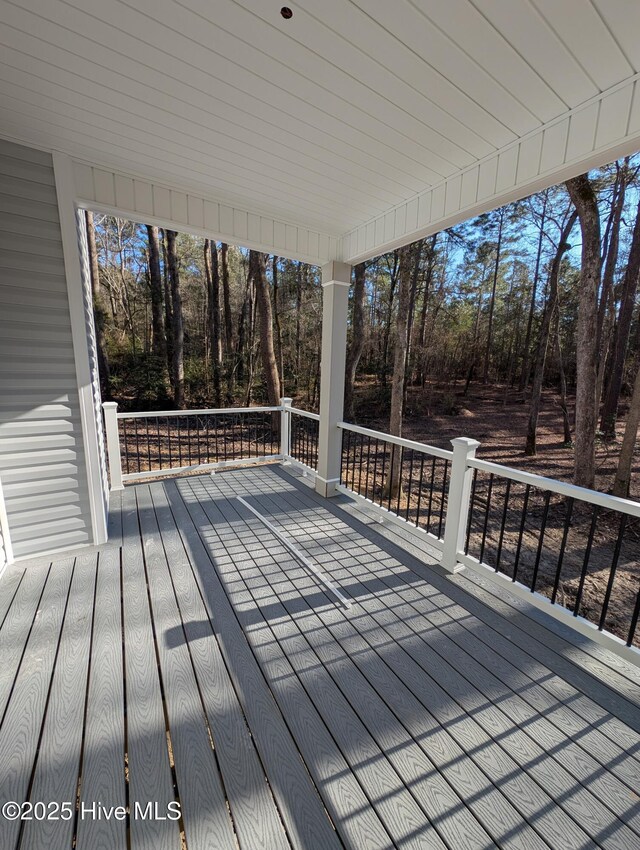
[341,74,640,264]
[70,158,338,266]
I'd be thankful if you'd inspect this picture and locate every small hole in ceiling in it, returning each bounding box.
[280,7,293,19]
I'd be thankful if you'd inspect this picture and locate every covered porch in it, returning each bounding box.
[2,463,640,850]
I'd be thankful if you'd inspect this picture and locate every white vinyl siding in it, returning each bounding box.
[0,138,92,558]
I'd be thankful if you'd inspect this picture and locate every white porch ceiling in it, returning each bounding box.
[1,0,640,263]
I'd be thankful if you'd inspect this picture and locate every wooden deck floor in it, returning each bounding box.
[1,464,640,850]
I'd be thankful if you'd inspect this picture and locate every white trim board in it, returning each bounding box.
[52,152,108,546]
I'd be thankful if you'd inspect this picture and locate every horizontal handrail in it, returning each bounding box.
[469,457,640,518]
[338,421,453,461]
[117,405,281,419]
[285,405,320,421]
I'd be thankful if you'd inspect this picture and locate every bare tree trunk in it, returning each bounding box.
[463,283,484,396]
[525,211,576,455]
[554,309,572,445]
[416,235,438,386]
[294,264,302,394]
[566,175,601,489]
[272,256,285,391]
[612,361,640,497]
[204,240,222,406]
[483,207,504,384]
[595,165,626,413]
[250,251,281,410]
[162,230,173,384]
[220,242,233,354]
[344,262,365,422]
[601,198,640,440]
[146,225,167,367]
[85,210,111,398]
[166,230,185,408]
[381,251,399,387]
[384,245,413,498]
[519,192,547,391]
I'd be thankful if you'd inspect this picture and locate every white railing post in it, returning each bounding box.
[102,402,124,491]
[441,437,480,572]
[280,397,292,458]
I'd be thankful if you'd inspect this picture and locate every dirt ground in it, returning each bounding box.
[354,380,640,498]
[351,381,640,647]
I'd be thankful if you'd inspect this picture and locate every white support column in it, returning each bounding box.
[315,261,352,497]
[53,152,109,544]
[103,402,124,492]
[280,397,292,458]
[441,437,480,572]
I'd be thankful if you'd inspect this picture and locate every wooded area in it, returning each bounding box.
[89,155,640,499]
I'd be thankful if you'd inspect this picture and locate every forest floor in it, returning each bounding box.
[352,378,640,499]
[351,379,640,646]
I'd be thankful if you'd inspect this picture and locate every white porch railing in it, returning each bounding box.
[103,401,640,660]
[337,420,640,661]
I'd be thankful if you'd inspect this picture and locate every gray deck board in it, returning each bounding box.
[0,567,24,629]
[212,473,588,849]
[135,484,237,850]
[0,558,74,850]
[161,479,350,850]
[121,487,180,850]
[219,467,637,850]
[0,564,49,724]
[262,475,640,850]
[188,478,449,850]
[206,484,499,850]
[147,482,290,850]
[20,552,97,850]
[2,463,640,849]
[75,545,127,850]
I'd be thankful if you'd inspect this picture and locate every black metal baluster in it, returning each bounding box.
[167,418,172,468]
[396,447,404,515]
[627,584,640,647]
[261,414,266,457]
[551,497,575,604]
[122,420,130,474]
[599,513,627,631]
[426,457,436,534]
[344,429,351,487]
[512,484,530,583]
[573,505,601,617]
[177,417,183,467]
[196,416,201,465]
[437,459,448,538]
[156,417,162,470]
[379,441,387,507]
[530,490,551,592]
[364,436,372,501]
[187,416,192,465]
[464,468,478,555]
[479,473,494,565]
[405,451,414,521]
[145,417,151,471]
[494,478,511,573]
[358,435,365,495]
[387,444,396,511]
[223,415,228,461]
[415,454,426,528]
[135,417,141,473]
[372,438,379,502]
